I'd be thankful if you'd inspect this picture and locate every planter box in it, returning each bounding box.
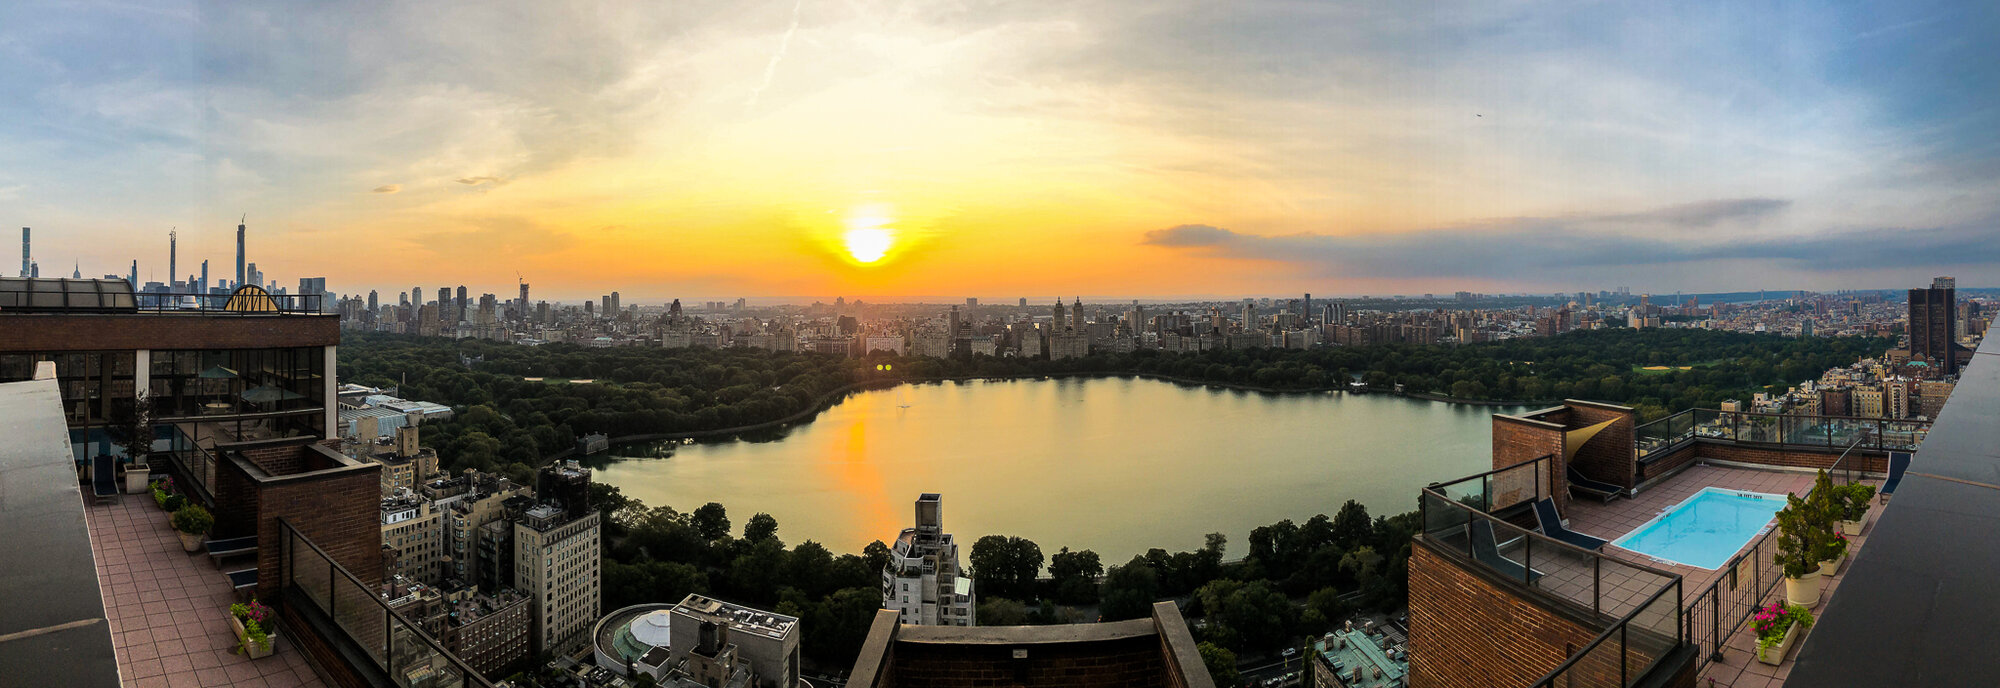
[1757,618,1802,665]
[177,531,204,553]
[230,615,276,659]
[1785,573,1822,607]
[124,464,151,494]
[1819,554,1845,577]
[1840,520,1863,536]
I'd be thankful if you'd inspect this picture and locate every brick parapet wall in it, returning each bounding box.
[1407,539,1604,688]
[884,635,1171,688]
[1493,415,1567,510]
[0,313,338,351]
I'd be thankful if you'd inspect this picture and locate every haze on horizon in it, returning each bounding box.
[2,0,1997,301]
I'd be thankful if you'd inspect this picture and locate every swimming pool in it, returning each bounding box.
[1610,487,1787,569]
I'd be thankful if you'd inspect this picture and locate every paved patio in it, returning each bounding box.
[1555,461,1883,688]
[1564,464,1819,595]
[84,488,325,688]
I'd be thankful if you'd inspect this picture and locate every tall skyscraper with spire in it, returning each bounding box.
[235,217,246,289]
[19,227,28,278]
[168,229,177,289]
[1071,296,1085,331]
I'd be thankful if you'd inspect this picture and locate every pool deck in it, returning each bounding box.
[1563,464,1817,596]
[1559,462,1885,688]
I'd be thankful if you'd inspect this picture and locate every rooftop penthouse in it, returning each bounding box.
[1405,360,1975,688]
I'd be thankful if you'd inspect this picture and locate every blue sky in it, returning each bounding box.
[1,0,1996,299]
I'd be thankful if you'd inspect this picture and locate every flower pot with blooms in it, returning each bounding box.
[1818,532,1849,577]
[170,504,212,553]
[1753,601,1814,665]
[238,619,274,659]
[229,599,276,653]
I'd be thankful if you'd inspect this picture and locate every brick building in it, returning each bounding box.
[847,601,1212,688]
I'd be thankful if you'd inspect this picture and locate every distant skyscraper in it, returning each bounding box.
[19,227,29,277]
[438,287,452,322]
[235,219,246,288]
[456,286,468,318]
[1910,277,1962,376]
[1071,296,1085,332]
[411,287,421,309]
[168,229,177,289]
[517,282,530,319]
[128,260,137,288]
[368,290,379,312]
[199,259,209,293]
[1018,297,1027,308]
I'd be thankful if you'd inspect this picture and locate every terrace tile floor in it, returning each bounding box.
[84,489,325,688]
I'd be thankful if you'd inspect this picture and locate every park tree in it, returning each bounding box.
[1048,547,1104,605]
[690,502,731,541]
[744,512,781,545]
[970,535,1045,601]
[1098,555,1160,621]
[1198,642,1240,687]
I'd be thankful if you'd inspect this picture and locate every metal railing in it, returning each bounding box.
[165,425,218,503]
[279,518,493,688]
[1529,577,1684,688]
[1424,454,1551,516]
[1422,462,1686,688]
[1636,408,1930,461]
[1679,521,1783,676]
[1420,485,1681,621]
[133,291,325,314]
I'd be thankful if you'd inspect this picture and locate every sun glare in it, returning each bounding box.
[841,203,897,264]
[844,227,894,263]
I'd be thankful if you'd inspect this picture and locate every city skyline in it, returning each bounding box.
[5,1,1999,299]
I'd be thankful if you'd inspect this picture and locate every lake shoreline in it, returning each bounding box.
[543,371,1545,465]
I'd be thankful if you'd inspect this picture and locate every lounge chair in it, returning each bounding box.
[1533,498,1606,550]
[1470,520,1542,583]
[1880,452,1912,503]
[1567,464,1624,503]
[205,536,259,568]
[91,454,119,504]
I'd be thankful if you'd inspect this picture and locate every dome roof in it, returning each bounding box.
[630,610,674,650]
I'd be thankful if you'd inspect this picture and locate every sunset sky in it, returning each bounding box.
[3,0,1997,302]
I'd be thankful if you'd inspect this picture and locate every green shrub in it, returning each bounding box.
[170,504,212,535]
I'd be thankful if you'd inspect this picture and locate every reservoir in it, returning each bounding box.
[589,377,1520,561]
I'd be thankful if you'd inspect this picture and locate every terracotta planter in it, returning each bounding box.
[124,464,151,494]
[1784,572,1821,607]
[230,615,275,659]
[1840,520,1863,536]
[1757,618,1801,665]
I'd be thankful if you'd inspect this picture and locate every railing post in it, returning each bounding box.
[1710,587,1722,662]
[1593,556,1602,616]
[1619,623,1629,687]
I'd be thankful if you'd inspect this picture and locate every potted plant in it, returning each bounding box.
[170,504,212,553]
[1837,483,1876,535]
[1817,531,1849,577]
[151,478,184,512]
[1752,601,1814,665]
[229,599,276,658]
[238,619,274,659]
[118,392,156,494]
[1773,493,1824,606]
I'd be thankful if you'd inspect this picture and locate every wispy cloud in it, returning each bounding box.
[1143,200,2000,286]
[746,0,805,111]
[371,184,401,194]
[454,176,502,186]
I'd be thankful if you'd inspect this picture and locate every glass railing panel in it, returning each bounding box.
[288,529,333,612]
[389,614,469,688]
[1623,586,1680,685]
[332,570,388,669]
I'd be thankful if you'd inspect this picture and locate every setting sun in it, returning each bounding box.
[843,228,894,264]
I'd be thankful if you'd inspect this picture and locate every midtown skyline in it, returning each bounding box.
[5,1,1999,298]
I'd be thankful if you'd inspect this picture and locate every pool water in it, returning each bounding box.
[1611,488,1787,569]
